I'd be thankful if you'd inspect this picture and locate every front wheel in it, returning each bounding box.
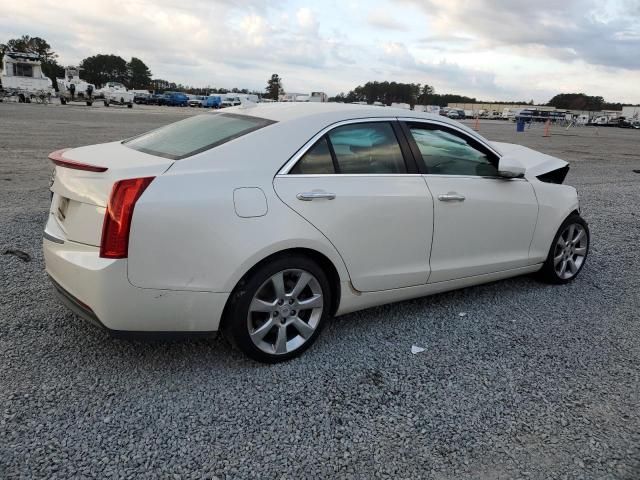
[537,214,589,284]
[224,255,331,363]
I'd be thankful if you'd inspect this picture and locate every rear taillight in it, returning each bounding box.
[48,148,108,172]
[100,177,155,259]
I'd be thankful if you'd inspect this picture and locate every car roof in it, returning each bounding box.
[216,102,495,155]
[225,102,453,124]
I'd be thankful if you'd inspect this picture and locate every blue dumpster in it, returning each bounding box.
[516,119,525,132]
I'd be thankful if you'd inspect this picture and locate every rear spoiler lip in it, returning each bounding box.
[48,148,109,172]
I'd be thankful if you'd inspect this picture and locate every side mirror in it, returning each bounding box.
[498,155,526,179]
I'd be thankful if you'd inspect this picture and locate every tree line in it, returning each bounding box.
[329,81,535,107]
[330,81,639,111]
[546,93,632,111]
[329,81,487,107]
[2,35,636,108]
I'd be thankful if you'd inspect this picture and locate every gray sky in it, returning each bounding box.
[2,0,639,103]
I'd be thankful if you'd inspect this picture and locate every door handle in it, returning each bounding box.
[438,192,465,202]
[296,191,336,201]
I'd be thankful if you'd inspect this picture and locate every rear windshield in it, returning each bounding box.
[123,113,276,160]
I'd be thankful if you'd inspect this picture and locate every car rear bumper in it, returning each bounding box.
[43,219,229,333]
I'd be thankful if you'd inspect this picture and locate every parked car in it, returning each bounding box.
[188,95,207,108]
[149,93,165,105]
[204,95,222,109]
[221,95,241,108]
[44,104,589,363]
[616,116,640,129]
[162,91,189,106]
[133,90,152,104]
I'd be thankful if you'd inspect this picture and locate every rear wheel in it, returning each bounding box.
[538,214,589,284]
[224,255,331,363]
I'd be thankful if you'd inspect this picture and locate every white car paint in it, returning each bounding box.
[424,176,538,283]
[44,103,580,336]
[274,174,433,291]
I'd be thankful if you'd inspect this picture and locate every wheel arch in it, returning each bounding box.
[219,247,342,331]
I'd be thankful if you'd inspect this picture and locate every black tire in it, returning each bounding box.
[537,214,589,284]
[86,101,92,106]
[224,254,332,363]
[60,97,67,105]
[104,100,109,107]
[127,103,133,108]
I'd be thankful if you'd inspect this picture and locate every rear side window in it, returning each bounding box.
[290,122,407,175]
[290,137,335,174]
[124,113,275,160]
[328,123,406,174]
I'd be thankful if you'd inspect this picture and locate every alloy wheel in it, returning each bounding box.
[553,223,588,280]
[247,269,324,355]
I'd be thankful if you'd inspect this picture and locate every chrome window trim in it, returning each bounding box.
[421,173,528,182]
[278,117,402,175]
[398,116,503,159]
[275,173,424,178]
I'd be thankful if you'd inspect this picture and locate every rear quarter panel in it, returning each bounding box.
[127,168,350,293]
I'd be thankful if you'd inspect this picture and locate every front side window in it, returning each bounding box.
[124,113,275,160]
[408,125,498,176]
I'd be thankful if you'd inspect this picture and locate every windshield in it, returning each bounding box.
[123,113,276,160]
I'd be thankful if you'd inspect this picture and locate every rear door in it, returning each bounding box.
[401,120,539,283]
[274,119,434,292]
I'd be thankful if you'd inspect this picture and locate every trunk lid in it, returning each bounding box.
[49,141,173,246]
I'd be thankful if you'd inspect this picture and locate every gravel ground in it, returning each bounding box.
[1,103,639,479]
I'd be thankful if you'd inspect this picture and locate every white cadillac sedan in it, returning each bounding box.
[44,103,589,362]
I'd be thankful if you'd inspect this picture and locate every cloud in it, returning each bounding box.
[240,14,270,47]
[296,7,319,35]
[402,0,640,70]
[379,41,502,95]
[1,0,639,102]
[367,10,408,31]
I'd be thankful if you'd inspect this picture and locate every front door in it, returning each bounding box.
[403,121,538,283]
[274,120,434,292]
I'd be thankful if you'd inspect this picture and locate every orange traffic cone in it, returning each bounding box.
[543,119,551,137]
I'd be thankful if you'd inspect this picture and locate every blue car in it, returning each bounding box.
[162,91,189,107]
[204,95,222,109]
